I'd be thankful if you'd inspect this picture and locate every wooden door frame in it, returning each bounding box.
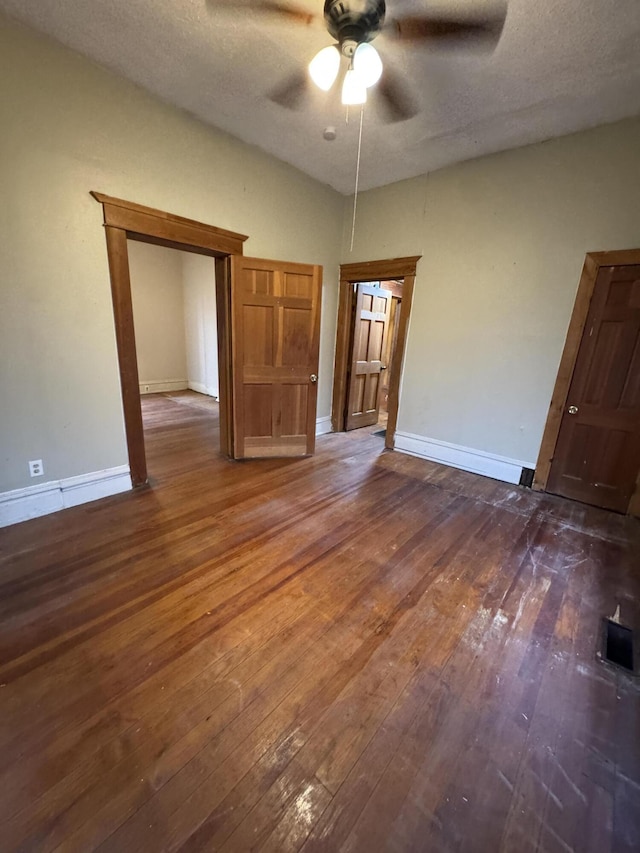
[344,282,392,432]
[331,256,421,449]
[91,192,248,486]
[533,248,640,516]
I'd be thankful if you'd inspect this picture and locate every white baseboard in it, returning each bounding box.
[139,380,188,395]
[316,416,332,437]
[0,466,132,528]
[393,431,535,486]
[187,381,218,399]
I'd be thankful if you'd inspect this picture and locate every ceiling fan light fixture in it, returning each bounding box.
[309,45,340,91]
[353,42,383,88]
[342,68,367,105]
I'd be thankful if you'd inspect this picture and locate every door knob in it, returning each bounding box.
[568,405,578,414]
[310,374,317,383]
[380,365,387,370]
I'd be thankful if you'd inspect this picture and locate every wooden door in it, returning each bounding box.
[547,265,640,512]
[345,284,391,430]
[379,296,401,412]
[231,255,322,459]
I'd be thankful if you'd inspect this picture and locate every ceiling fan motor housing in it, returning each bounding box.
[324,0,386,49]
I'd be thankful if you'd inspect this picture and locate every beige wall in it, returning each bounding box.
[128,241,188,390]
[128,242,218,397]
[182,254,218,399]
[0,16,343,493]
[3,11,640,498]
[344,118,640,464]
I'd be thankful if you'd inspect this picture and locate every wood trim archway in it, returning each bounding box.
[533,248,640,516]
[331,256,421,450]
[92,192,249,486]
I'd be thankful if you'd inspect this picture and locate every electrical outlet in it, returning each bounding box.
[29,459,44,477]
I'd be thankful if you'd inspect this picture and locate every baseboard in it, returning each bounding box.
[139,380,188,394]
[0,466,132,528]
[187,381,218,399]
[394,431,536,486]
[316,416,332,437]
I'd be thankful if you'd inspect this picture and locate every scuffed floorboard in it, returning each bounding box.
[0,391,638,852]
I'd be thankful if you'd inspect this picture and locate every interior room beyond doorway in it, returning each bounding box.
[331,256,420,450]
[128,240,219,478]
[128,241,219,401]
[345,279,404,437]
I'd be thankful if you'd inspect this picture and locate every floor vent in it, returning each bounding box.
[601,618,635,672]
[519,467,535,488]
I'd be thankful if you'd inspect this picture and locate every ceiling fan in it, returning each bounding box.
[209,0,507,122]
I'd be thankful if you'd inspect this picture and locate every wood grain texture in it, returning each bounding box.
[230,256,321,458]
[546,265,640,512]
[345,285,391,430]
[94,193,245,477]
[385,272,415,451]
[215,256,234,458]
[330,278,355,434]
[92,192,248,256]
[340,256,422,281]
[535,249,640,497]
[0,391,638,852]
[534,254,600,492]
[331,257,420,446]
[379,293,401,411]
[104,225,147,486]
[379,279,404,299]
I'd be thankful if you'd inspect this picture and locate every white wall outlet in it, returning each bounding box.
[29,459,44,477]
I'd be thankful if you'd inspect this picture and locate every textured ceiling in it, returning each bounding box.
[2,0,640,194]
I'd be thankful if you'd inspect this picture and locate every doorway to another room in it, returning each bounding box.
[128,240,220,483]
[331,257,420,449]
[344,280,403,438]
[93,193,323,485]
[92,192,248,485]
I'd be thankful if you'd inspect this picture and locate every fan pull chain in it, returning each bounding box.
[349,104,365,253]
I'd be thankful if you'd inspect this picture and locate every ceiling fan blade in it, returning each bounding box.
[377,66,418,123]
[206,0,318,25]
[269,69,310,110]
[386,6,506,47]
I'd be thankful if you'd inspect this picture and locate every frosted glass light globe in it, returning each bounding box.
[353,43,383,88]
[341,68,367,106]
[309,45,340,91]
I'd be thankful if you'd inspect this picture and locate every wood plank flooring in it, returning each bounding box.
[0,390,639,852]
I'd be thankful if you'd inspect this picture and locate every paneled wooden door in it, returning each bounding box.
[231,255,322,458]
[546,264,640,512]
[345,284,391,430]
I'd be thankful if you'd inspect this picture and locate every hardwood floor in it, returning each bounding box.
[0,391,639,852]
